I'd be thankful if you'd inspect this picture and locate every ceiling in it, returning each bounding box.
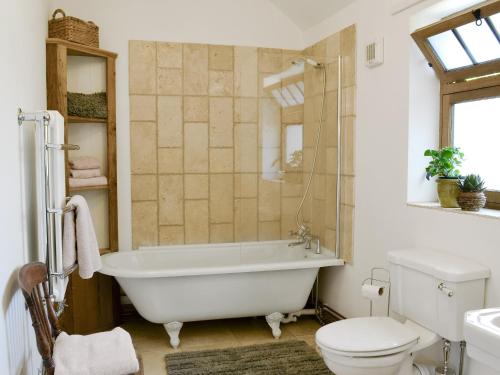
[269,0,355,30]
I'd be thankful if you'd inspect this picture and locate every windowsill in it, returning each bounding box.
[408,202,500,220]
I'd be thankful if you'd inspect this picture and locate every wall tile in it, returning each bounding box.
[325,228,336,251]
[281,178,302,197]
[281,197,301,217]
[184,96,208,122]
[234,46,258,97]
[158,96,183,147]
[157,42,182,68]
[326,33,340,64]
[326,147,338,175]
[209,45,233,70]
[130,122,157,174]
[341,116,355,176]
[258,48,282,73]
[209,71,233,96]
[209,97,233,147]
[158,148,183,174]
[210,174,234,223]
[131,174,157,201]
[210,148,234,173]
[157,68,182,95]
[185,200,209,244]
[184,122,209,173]
[130,95,156,121]
[325,174,338,229]
[341,175,355,206]
[184,174,208,199]
[234,198,258,241]
[210,223,234,243]
[342,86,356,117]
[234,173,257,198]
[258,221,281,241]
[340,204,354,262]
[159,175,184,225]
[183,44,208,95]
[258,179,280,221]
[159,226,184,245]
[132,201,158,249]
[129,41,156,94]
[235,123,258,173]
[234,97,258,122]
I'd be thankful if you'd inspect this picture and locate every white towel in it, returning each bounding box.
[63,195,102,279]
[70,168,101,179]
[53,327,139,375]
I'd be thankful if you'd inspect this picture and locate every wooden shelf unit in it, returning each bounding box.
[68,184,110,193]
[46,38,119,334]
[67,115,107,124]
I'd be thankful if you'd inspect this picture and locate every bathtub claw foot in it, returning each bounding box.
[164,322,183,349]
[266,312,284,339]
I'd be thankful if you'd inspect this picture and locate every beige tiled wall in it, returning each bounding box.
[302,25,356,262]
[130,25,355,262]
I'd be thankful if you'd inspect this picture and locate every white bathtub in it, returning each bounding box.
[100,240,343,348]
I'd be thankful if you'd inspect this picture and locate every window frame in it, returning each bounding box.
[412,1,500,83]
[413,1,500,209]
[440,82,500,209]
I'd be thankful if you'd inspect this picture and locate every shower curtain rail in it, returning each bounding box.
[18,109,79,299]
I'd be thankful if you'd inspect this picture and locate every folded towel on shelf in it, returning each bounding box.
[70,168,101,179]
[69,176,108,189]
[69,156,101,170]
[63,195,102,279]
[53,327,139,375]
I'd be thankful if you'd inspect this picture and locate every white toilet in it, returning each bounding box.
[316,248,490,375]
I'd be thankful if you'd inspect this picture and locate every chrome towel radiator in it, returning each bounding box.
[18,109,79,304]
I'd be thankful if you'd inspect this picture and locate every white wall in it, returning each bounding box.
[305,0,500,372]
[0,0,48,374]
[46,0,304,251]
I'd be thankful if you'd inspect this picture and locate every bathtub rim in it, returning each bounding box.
[99,240,344,278]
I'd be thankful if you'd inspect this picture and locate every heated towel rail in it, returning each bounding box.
[18,109,79,305]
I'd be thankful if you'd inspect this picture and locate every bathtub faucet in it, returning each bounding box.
[288,225,313,250]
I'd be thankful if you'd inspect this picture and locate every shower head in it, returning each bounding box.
[291,56,323,68]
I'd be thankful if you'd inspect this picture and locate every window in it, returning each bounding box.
[413,1,500,208]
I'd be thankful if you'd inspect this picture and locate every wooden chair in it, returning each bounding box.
[18,262,143,375]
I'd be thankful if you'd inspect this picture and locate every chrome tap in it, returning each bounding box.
[288,225,313,249]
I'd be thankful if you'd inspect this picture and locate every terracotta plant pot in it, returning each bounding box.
[436,178,460,208]
[457,192,486,212]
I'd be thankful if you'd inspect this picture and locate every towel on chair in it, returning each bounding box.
[53,327,140,375]
[63,195,102,279]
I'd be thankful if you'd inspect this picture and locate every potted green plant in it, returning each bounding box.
[424,147,464,208]
[457,174,487,211]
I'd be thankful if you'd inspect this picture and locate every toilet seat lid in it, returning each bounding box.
[316,317,419,356]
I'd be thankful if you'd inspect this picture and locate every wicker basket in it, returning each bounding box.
[48,9,99,48]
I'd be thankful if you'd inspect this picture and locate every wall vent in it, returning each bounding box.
[365,38,384,68]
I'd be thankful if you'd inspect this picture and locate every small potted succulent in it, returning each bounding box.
[424,147,464,208]
[457,174,487,211]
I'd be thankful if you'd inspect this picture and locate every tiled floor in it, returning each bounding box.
[121,316,322,375]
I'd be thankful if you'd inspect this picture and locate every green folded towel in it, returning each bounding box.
[68,92,107,119]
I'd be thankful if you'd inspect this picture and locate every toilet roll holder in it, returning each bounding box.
[362,267,391,317]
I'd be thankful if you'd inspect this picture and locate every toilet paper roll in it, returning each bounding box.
[361,284,384,300]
